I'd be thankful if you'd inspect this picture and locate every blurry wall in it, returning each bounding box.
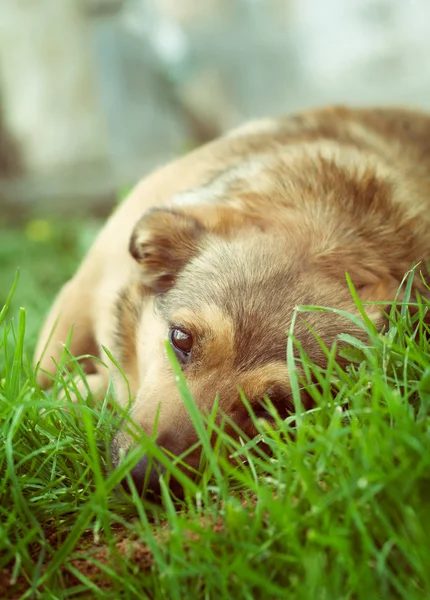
[1,0,430,212]
[0,0,109,172]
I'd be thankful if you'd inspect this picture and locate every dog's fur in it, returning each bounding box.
[35,106,430,488]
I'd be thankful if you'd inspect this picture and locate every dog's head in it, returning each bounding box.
[111,156,427,496]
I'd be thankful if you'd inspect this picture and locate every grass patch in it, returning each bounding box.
[1,221,430,599]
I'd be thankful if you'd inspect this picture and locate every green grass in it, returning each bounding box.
[1,221,430,599]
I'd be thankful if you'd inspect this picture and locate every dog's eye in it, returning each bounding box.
[169,326,193,362]
[253,404,272,420]
[254,386,295,420]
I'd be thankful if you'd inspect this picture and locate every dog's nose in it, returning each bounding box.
[120,455,163,497]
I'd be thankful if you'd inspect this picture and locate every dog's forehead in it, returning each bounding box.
[165,235,299,307]
[161,236,313,369]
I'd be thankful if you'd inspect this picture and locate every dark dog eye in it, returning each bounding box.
[169,326,193,362]
[253,404,272,420]
[254,386,295,420]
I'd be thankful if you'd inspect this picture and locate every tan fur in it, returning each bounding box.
[34,106,430,487]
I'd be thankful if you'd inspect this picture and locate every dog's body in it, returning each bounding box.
[35,106,430,490]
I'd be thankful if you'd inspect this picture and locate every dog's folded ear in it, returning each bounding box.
[129,208,203,293]
[349,271,430,325]
[315,244,430,325]
[129,205,266,293]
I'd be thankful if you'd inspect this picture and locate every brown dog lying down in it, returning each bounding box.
[35,106,430,494]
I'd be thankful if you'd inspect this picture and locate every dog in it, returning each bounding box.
[35,106,430,495]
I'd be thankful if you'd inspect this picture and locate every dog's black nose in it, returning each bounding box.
[121,455,163,497]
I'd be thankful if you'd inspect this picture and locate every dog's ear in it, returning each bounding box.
[129,205,266,293]
[316,246,430,324]
[350,271,430,325]
[356,276,402,322]
[129,209,203,293]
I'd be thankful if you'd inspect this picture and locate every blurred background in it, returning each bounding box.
[1,0,430,343]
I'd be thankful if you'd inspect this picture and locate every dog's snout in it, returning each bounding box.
[121,455,163,497]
